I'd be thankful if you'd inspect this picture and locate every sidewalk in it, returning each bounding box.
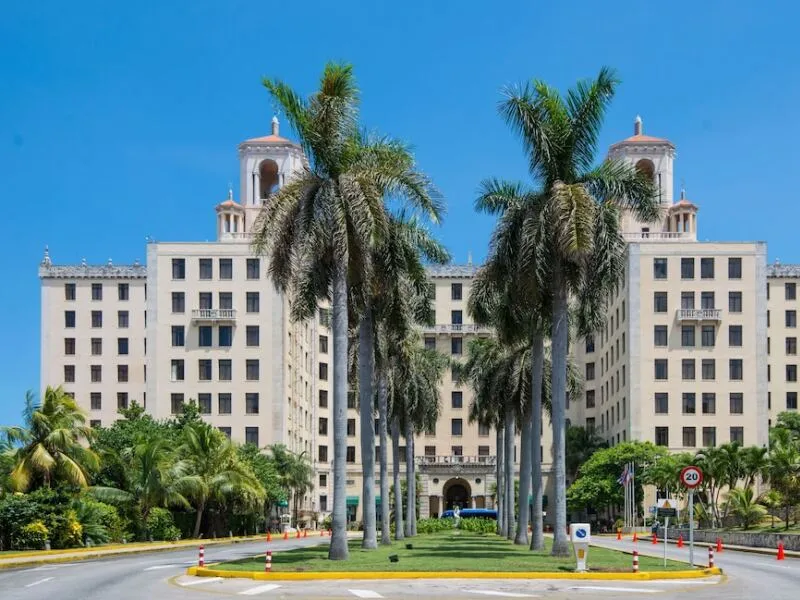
[596,533,800,559]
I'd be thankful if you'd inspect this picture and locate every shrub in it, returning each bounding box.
[458,518,496,534]
[417,517,455,534]
[0,493,41,549]
[321,515,332,531]
[146,508,181,541]
[13,521,49,550]
[46,508,83,548]
[74,497,130,545]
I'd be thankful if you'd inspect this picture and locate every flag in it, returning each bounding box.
[617,464,629,486]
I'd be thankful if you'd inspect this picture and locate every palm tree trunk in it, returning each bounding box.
[515,403,532,545]
[404,419,415,537]
[328,266,349,561]
[358,311,377,550]
[391,416,404,540]
[505,408,515,540]
[551,266,570,557]
[530,333,545,551]
[378,371,391,545]
[193,501,205,538]
[496,423,506,536]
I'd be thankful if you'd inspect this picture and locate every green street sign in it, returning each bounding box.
[657,507,677,518]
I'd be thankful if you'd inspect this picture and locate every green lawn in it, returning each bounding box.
[215,531,689,573]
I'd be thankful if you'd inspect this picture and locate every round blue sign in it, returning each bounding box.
[576,528,587,539]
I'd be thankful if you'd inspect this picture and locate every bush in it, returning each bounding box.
[46,508,83,549]
[146,508,181,541]
[0,493,41,550]
[321,515,332,531]
[417,517,455,534]
[458,518,496,534]
[74,497,130,545]
[13,521,49,550]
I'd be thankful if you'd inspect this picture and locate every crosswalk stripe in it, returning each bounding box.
[180,577,224,586]
[144,565,178,571]
[25,577,55,587]
[348,590,384,599]
[239,583,282,595]
[467,591,538,598]
[566,586,658,594]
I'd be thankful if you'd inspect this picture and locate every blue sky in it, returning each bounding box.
[1,1,799,426]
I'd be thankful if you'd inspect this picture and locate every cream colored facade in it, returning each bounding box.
[765,263,800,425]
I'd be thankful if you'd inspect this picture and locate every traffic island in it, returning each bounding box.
[186,531,719,581]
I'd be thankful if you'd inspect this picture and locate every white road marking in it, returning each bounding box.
[25,577,55,587]
[467,591,539,598]
[348,590,384,599]
[180,577,224,586]
[144,564,178,570]
[566,586,659,593]
[239,583,282,595]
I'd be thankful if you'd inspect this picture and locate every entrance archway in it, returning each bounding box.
[443,478,472,510]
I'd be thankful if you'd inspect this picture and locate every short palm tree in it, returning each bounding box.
[253,62,441,560]
[725,487,767,530]
[495,68,659,554]
[2,387,98,491]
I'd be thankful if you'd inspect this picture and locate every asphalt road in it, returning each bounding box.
[0,535,797,599]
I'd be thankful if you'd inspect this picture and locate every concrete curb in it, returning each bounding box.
[185,565,722,581]
[597,534,800,559]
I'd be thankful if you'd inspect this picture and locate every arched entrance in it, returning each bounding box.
[443,478,472,511]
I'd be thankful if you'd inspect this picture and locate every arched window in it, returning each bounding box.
[259,160,279,199]
[635,158,655,181]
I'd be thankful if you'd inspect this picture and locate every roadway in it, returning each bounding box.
[0,535,796,599]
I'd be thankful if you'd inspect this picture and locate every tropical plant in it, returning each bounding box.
[252,62,441,560]
[765,427,800,530]
[566,426,607,481]
[267,444,313,529]
[2,388,98,492]
[495,68,659,554]
[725,487,767,530]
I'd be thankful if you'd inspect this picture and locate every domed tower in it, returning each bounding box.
[237,116,306,233]
[666,187,699,241]
[608,116,676,235]
[216,186,246,241]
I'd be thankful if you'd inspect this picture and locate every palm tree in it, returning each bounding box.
[725,488,767,530]
[180,423,264,538]
[741,446,768,492]
[2,387,98,491]
[765,428,800,530]
[496,68,659,554]
[566,425,607,481]
[253,62,442,560]
[267,444,314,529]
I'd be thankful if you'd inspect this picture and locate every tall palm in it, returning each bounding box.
[181,423,264,538]
[252,63,441,560]
[497,68,659,554]
[267,444,313,528]
[741,446,769,491]
[2,387,98,491]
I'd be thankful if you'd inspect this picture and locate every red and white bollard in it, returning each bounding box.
[632,550,639,573]
[198,544,205,568]
[264,550,272,573]
[708,545,715,568]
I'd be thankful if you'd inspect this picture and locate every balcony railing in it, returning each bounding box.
[219,232,253,241]
[191,309,237,322]
[421,324,492,334]
[623,231,695,241]
[418,455,496,466]
[676,308,722,321]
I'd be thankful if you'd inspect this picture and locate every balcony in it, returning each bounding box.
[676,308,722,322]
[418,455,496,466]
[622,231,695,242]
[191,309,237,322]
[421,324,492,335]
[219,232,253,241]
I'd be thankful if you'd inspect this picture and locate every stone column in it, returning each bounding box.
[440,495,446,512]
[470,496,476,509]
[485,494,493,510]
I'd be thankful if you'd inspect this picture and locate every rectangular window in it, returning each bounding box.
[246,292,260,313]
[65,310,76,328]
[728,291,742,313]
[219,258,232,280]
[703,427,717,447]
[171,325,185,347]
[682,392,696,414]
[451,418,463,436]
[198,292,213,310]
[218,359,232,381]
[246,393,260,414]
[319,389,328,408]
[319,474,327,488]
[702,392,716,414]
[218,427,232,439]
[172,258,186,280]
[245,427,259,446]
[246,359,260,381]
[116,310,129,328]
[219,325,233,347]
[117,283,129,301]
[171,292,185,313]
[198,258,213,280]
[347,418,356,436]
[65,283,76,300]
[654,359,668,380]
[171,393,184,415]
[199,359,212,381]
[586,362,595,380]
[654,325,668,347]
[730,427,744,445]
[64,364,75,383]
[701,325,715,347]
[91,337,102,356]
[787,282,797,301]
[219,292,233,310]
[64,338,75,355]
[653,258,667,279]
[451,310,463,325]
[681,325,695,347]
[246,258,260,280]
[787,337,797,355]
[451,283,462,300]
[319,362,328,381]
[700,257,715,279]
[91,365,102,382]
[90,392,101,410]
[319,417,328,436]
[478,423,490,436]
[117,337,129,355]
[117,364,128,382]
[681,257,695,279]
[424,336,436,350]
[729,325,743,347]
[171,359,184,381]
[117,392,129,410]
[586,389,596,408]
[198,326,212,347]
[346,447,356,463]
[701,291,715,309]
[451,337,463,355]
[654,292,668,313]
[318,446,328,462]
[786,391,799,410]
[196,393,211,415]
[218,393,232,414]
[787,364,798,382]
[585,336,595,353]
[729,359,743,380]
[728,257,742,279]
[654,393,669,414]
[91,283,103,301]
[683,426,697,448]
[701,359,715,380]
[787,310,797,328]
[730,393,744,414]
[448,390,464,409]
[319,335,328,353]
[247,325,260,347]
[452,446,463,456]
[681,292,695,310]
[655,427,669,446]
[91,311,103,328]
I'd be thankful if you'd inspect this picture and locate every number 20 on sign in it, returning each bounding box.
[680,466,703,488]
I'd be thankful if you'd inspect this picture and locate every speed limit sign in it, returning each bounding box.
[680,465,703,488]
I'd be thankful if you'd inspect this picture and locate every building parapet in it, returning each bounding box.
[676,308,722,321]
[191,309,237,322]
[767,262,800,278]
[622,231,695,242]
[425,265,480,278]
[421,323,492,335]
[417,455,496,466]
[39,263,147,279]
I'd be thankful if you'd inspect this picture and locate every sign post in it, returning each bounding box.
[680,466,703,567]
[656,498,678,567]
[569,523,591,572]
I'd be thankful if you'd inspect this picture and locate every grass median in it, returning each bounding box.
[213,531,688,573]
